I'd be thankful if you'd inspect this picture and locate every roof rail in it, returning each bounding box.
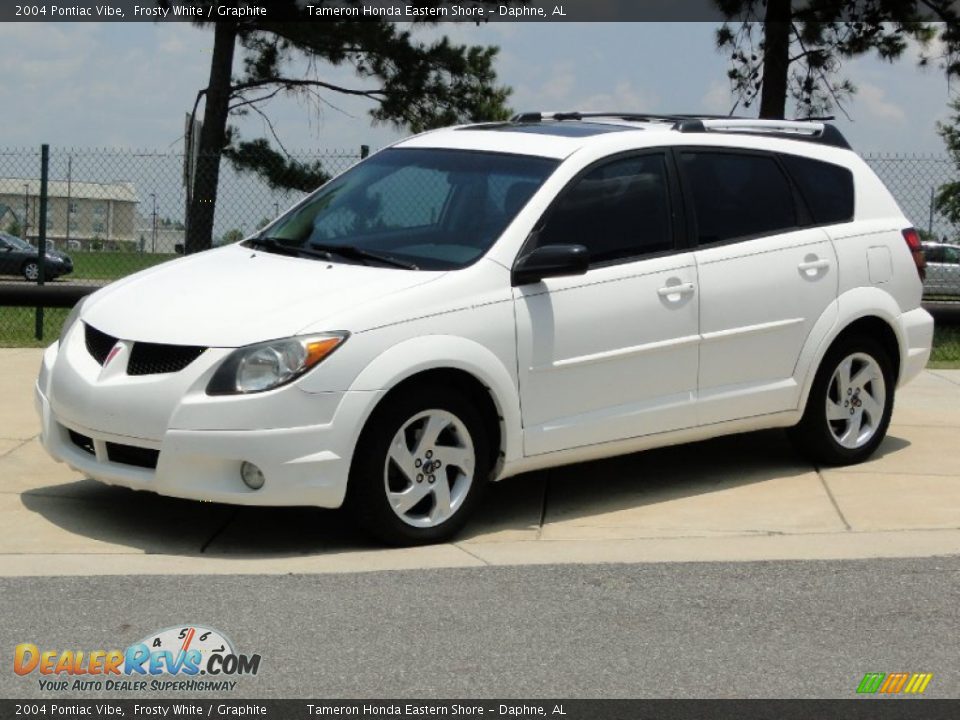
[511,111,732,124]
[507,112,851,149]
[677,118,851,149]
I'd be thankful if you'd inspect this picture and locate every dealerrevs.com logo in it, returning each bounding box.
[14,625,262,693]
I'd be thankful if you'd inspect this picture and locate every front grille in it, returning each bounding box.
[67,429,95,455]
[106,442,159,469]
[84,324,205,376]
[128,342,205,376]
[84,324,117,365]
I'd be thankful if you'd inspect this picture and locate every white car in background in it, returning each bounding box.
[36,113,933,545]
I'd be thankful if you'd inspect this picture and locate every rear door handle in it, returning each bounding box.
[658,282,695,298]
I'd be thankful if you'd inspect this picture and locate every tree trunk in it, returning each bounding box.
[186,21,237,254]
[759,0,791,120]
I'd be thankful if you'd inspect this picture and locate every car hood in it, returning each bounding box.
[82,244,444,347]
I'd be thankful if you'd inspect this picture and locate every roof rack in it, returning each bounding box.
[508,112,851,149]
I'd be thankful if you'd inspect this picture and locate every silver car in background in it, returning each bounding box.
[922,242,960,297]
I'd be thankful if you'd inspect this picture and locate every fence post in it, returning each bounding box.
[35,144,49,341]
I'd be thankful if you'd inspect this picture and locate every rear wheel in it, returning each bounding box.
[790,335,895,465]
[348,385,490,546]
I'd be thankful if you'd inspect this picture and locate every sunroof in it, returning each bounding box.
[462,122,636,138]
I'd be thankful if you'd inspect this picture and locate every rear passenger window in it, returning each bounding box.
[537,154,673,264]
[680,152,797,244]
[780,154,854,225]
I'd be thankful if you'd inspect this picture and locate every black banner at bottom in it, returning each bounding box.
[2,699,959,720]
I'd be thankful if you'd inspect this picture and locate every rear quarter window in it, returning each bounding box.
[780,154,854,226]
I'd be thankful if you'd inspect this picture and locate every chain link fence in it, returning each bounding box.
[1,147,959,363]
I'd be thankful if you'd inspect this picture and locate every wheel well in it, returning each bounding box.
[370,368,504,474]
[829,316,901,380]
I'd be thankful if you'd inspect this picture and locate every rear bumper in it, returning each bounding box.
[898,307,934,386]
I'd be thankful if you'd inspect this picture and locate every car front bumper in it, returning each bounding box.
[36,334,379,508]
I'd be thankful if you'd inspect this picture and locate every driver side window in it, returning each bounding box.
[535,153,674,265]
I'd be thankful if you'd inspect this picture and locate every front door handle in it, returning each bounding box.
[657,282,695,298]
[798,258,831,273]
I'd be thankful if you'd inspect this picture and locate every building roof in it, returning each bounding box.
[0,178,139,203]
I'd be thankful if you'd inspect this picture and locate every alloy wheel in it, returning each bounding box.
[383,409,476,528]
[825,352,887,450]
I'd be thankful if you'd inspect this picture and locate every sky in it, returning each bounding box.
[0,21,955,155]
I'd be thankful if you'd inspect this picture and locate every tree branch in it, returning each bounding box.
[790,21,853,120]
[228,76,387,101]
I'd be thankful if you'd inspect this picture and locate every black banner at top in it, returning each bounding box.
[4,0,955,23]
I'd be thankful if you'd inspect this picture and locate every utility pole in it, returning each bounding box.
[22,184,29,240]
[65,155,72,245]
[150,192,157,253]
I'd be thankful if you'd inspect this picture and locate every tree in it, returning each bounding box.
[935,97,960,225]
[5,216,22,238]
[218,228,245,246]
[713,1,955,119]
[163,1,513,253]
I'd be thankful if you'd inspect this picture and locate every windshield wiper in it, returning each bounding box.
[307,242,419,270]
[246,237,332,261]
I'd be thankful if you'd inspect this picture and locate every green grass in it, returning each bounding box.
[0,307,70,347]
[928,323,960,369]
[68,251,173,281]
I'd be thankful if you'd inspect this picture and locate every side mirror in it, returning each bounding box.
[512,244,589,286]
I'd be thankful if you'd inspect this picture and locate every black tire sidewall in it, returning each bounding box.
[798,335,896,465]
[348,386,491,546]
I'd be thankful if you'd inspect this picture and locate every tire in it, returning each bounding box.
[22,261,39,282]
[789,334,895,466]
[348,384,491,546]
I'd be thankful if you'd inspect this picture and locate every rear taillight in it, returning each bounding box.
[902,228,926,281]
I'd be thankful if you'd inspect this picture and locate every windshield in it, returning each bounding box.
[253,148,558,270]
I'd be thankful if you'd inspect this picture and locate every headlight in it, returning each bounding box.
[58,296,88,348]
[206,332,348,395]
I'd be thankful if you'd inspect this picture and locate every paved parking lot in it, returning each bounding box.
[2,348,959,576]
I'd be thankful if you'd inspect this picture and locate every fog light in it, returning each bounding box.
[240,462,265,490]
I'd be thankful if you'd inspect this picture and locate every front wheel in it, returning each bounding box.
[789,335,895,466]
[348,385,491,546]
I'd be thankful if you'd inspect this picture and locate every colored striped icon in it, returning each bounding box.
[857,672,933,694]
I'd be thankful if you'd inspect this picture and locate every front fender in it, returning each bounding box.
[347,334,522,466]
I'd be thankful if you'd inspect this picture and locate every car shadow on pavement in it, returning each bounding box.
[17,429,912,557]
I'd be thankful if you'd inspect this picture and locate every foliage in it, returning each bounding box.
[714,0,944,119]
[935,97,960,225]
[218,228,245,246]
